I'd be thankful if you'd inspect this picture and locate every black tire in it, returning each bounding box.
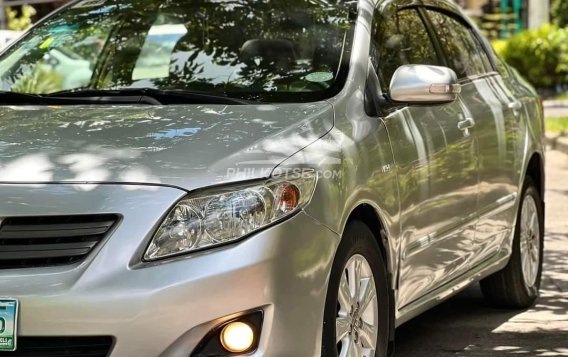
[480,178,544,308]
[321,220,390,357]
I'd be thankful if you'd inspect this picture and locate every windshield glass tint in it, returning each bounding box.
[0,0,354,102]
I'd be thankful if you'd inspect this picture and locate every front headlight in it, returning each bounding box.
[144,170,317,261]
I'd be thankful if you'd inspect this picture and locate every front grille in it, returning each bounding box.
[0,215,118,269]
[0,336,114,356]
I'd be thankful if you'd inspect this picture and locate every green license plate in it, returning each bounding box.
[0,299,18,352]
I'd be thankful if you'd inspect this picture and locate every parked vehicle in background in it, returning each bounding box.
[0,0,545,356]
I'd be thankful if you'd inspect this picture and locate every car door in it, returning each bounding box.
[369,3,479,308]
[477,53,527,265]
[425,8,521,267]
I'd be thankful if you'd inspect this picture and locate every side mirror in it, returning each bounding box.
[389,65,461,104]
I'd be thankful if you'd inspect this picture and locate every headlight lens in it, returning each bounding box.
[144,170,317,261]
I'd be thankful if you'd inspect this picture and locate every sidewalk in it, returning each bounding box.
[544,100,568,155]
[544,100,568,119]
[546,135,568,155]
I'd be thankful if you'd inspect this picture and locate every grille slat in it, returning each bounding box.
[1,220,116,232]
[0,336,113,357]
[0,215,118,270]
[0,226,112,239]
[0,247,92,260]
[0,241,98,253]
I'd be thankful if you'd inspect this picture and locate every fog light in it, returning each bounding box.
[220,321,255,353]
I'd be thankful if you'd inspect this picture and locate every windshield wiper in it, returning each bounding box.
[0,90,158,105]
[0,91,48,105]
[47,88,256,105]
[0,88,256,106]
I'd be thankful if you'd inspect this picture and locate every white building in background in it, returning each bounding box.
[526,0,550,29]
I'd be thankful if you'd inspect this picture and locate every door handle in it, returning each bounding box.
[457,117,476,131]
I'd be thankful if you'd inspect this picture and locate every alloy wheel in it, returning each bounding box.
[336,254,379,357]
[520,194,541,288]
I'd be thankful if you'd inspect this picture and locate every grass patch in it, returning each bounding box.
[546,117,568,134]
[555,92,568,100]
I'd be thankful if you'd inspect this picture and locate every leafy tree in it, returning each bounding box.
[6,5,37,31]
[500,24,568,89]
[11,65,63,93]
[552,0,568,28]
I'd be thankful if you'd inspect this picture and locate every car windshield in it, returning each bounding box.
[0,0,355,103]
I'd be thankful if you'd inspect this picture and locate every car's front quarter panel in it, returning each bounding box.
[275,0,402,284]
[276,117,400,271]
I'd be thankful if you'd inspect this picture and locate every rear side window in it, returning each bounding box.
[426,10,492,79]
[370,7,439,92]
[492,51,510,79]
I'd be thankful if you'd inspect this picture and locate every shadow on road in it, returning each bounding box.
[395,270,568,356]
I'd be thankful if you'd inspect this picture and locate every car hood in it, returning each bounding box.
[0,103,333,191]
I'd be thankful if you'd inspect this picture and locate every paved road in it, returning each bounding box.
[394,150,568,357]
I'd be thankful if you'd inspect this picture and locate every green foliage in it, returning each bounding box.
[555,91,568,100]
[552,0,568,28]
[491,39,508,58]
[11,66,63,94]
[498,24,568,89]
[546,117,568,134]
[6,5,37,31]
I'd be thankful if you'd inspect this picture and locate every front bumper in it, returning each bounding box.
[0,184,340,357]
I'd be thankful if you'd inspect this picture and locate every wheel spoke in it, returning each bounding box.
[529,211,537,233]
[356,259,363,298]
[521,204,529,230]
[359,278,376,313]
[338,272,353,311]
[352,343,363,357]
[520,234,529,252]
[336,316,351,343]
[348,258,362,302]
[522,253,530,277]
[339,338,353,357]
[359,320,377,350]
[523,249,535,284]
[531,247,538,262]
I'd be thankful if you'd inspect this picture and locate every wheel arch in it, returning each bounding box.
[344,203,396,354]
[524,152,545,203]
[346,205,389,263]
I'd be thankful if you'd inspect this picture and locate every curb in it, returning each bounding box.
[546,134,568,155]
[543,100,568,109]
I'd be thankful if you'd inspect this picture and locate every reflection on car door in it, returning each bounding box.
[425,9,521,268]
[475,59,524,265]
[370,4,478,309]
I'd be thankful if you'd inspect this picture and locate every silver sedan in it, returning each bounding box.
[0,0,544,356]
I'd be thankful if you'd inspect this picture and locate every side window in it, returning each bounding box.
[370,7,439,92]
[426,10,492,79]
[492,52,510,79]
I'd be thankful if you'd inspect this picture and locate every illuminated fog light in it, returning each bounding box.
[220,321,255,353]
